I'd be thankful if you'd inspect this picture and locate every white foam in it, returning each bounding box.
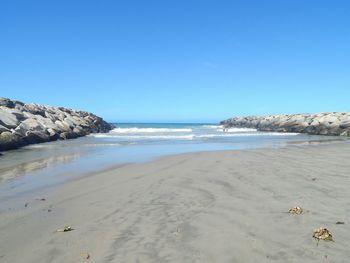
[202,125,223,129]
[92,134,195,140]
[110,127,192,133]
[196,132,299,138]
[84,143,122,147]
[91,132,299,140]
[218,127,258,133]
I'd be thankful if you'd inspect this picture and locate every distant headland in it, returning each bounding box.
[221,113,350,136]
[0,98,112,151]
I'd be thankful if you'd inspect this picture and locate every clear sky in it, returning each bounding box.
[1,0,349,122]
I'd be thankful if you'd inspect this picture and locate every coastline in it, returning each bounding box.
[1,141,350,262]
[221,113,350,136]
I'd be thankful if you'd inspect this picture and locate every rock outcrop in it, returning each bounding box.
[220,112,350,136]
[0,98,113,151]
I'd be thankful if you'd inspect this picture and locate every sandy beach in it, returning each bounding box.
[1,141,350,263]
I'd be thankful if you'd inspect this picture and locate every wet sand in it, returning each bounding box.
[0,142,350,262]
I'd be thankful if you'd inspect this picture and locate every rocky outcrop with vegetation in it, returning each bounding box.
[0,98,112,151]
[221,113,350,136]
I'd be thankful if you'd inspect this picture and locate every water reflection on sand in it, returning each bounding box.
[0,153,81,182]
[0,133,347,187]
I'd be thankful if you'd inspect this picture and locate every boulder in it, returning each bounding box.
[0,124,10,132]
[54,120,72,132]
[0,97,113,151]
[47,128,60,140]
[24,131,50,144]
[0,98,15,108]
[23,104,46,117]
[73,125,87,136]
[59,131,79,140]
[0,107,26,121]
[0,132,23,151]
[0,107,20,129]
[34,115,57,130]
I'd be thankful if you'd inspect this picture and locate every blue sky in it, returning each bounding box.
[1,0,349,122]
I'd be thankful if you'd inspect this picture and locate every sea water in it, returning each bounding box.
[0,123,344,197]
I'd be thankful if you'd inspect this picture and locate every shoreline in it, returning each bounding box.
[1,141,350,262]
[0,134,347,186]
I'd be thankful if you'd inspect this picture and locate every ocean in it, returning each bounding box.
[0,123,342,198]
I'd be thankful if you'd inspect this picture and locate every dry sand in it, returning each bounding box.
[0,142,350,263]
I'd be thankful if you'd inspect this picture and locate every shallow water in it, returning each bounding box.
[0,123,346,196]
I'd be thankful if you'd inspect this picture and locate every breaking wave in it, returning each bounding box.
[92,132,299,140]
[109,128,192,133]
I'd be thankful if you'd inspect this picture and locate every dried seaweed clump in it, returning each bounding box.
[313,227,333,241]
[288,206,303,215]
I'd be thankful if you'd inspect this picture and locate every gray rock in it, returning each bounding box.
[18,118,43,131]
[0,107,20,129]
[221,112,350,137]
[0,107,26,121]
[55,120,71,132]
[34,115,57,130]
[23,104,46,117]
[0,132,23,151]
[0,98,15,108]
[73,126,87,136]
[63,117,76,128]
[24,131,50,144]
[0,124,10,132]
[0,98,113,151]
[59,131,78,140]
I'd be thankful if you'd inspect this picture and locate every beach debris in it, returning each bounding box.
[336,221,345,225]
[36,198,46,201]
[24,202,29,208]
[171,227,181,237]
[288,206,303,215]
[312,178,317,181]
[81,252,90,260]
[47,209,52,212]
[313,227,333,241]
[55,225,74,232]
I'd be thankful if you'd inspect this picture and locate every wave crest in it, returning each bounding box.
[92,132,299,139]
[110,127,192,133]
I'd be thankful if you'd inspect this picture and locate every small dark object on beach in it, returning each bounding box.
[48,209,52,212]
[336,221,345,225]
[312,178,317,181]
[37,198,46,201]
[81,252,90,260]
[24,203,29,207]
[313,227,333,241]
[56,225,74,232]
